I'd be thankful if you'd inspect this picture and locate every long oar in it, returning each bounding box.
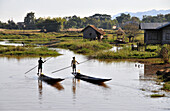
[51,59,91,74]
[25,57,52,74]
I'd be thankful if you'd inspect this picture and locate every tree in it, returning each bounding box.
[63,14,116,29]
[131,17,140,23]
[142,14,169,23]
[7,20,18,29]
[0,21,8,28]
[90,13,111,21]
[116,13,131,24]
[123,22,139,42]
[24,12,36,29]
[41,18,61,32]
[165,14,170,21]
[35,17,46,31]
[160,47,169,64]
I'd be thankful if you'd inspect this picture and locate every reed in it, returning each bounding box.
[162,82,170,91]
[150,94,165,98]
[0,46,60,56]
[52,39,112,54]
[94,47,158,59]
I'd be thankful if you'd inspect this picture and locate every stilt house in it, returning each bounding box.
[140,22,170,45]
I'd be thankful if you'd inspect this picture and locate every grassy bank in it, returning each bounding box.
[0,29,84,57]
[93,46,159,59]
[162,82,170,91]
[50,39,112,54]
[0,45,60,56]
[0,29,82,45]
[1,29,169,62]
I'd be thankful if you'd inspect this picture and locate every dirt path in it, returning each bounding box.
[0,29,5,32]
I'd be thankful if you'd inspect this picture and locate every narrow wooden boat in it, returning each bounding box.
[38,74,64,84]
[72,72,111,83]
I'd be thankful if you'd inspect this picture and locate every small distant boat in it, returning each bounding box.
[72,72,111,83]
[38,74,64,84]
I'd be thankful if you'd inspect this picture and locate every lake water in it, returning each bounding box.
[0,41,23,46]
[0,46,170,111]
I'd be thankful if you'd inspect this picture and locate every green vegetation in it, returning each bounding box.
[162,82,170,91]
[0,45,60,56]
[0,29,169,63]
[0,30,83,45]
[50,39,112,54]
[140,88,146,91]
[94,46,158,59]
[150,94,165,98]
[151,90,159,93]
[160,47,169,63]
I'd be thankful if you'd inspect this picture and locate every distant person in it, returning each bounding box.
[71,57,79,73]
[21,42,25,47]
[37,57,46,75]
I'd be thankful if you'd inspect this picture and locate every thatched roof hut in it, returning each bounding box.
[116,28,125,35]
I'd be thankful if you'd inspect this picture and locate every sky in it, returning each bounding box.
[0,0,170,22]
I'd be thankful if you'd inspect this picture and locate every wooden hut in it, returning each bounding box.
[81,25,104,40]
[115,28,125,42]
[140,22,170,45]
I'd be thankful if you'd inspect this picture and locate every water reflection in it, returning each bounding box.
[98,83,110,88]
[72,78,77,95]
[72,77,110,100]
[38,78,64,91]
[73,77,110,88]
[72,78,78,101]
[38,79,64,100]
[51,82,64,90]
[38,80,43,100]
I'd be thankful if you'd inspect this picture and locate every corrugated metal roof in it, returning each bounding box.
[140,22,170,29]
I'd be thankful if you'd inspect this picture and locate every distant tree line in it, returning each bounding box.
[142,14,170,23]
[63,14,117,29]
[0,12,170,32]
[116,13,170,25]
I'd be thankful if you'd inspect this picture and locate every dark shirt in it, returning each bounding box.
[38,60,44,68]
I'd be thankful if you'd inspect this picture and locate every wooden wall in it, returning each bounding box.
[144,30,162,45]
[83,27,97,39]
[162,25,170,44]
[144,25,170,45]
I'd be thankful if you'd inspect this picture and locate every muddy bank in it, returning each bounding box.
[144,63,170,76]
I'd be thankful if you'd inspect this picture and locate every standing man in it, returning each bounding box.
[37,57,46,75]
[71,57,79,73]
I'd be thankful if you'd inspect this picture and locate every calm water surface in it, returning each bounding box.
[0,48,170,111]
[0,41,23,46]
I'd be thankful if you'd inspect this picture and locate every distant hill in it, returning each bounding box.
[112,9,170,20]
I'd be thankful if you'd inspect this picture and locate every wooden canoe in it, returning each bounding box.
[38,74,64,84]
[72,72,111,83]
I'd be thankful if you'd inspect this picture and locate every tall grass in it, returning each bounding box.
[0,46,60,56]
[51,39,112,54]
[162,82,170,91]
[94,46,158,59]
